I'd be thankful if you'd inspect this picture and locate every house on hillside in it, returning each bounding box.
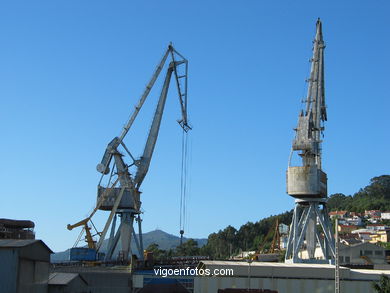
[344,216,363,226]
[351,229,375,242]
[365,210,382,223]
[369,230,390,244]
[338,225,358,234]
[340,234,362,246]
[381,212,390,220]
[365,210,381,217]
[349,212,363,217]
[329,211,348,219]
[367,224,388,231]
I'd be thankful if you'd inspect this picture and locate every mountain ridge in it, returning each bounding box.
[51,229,207,262]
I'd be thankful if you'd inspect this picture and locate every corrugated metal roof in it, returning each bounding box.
[0,239,38,247]
[197,260,390,281]
[48,273,80,285]
[200,260,338,268]
[0,239,53,252]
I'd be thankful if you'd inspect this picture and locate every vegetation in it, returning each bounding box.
[147,210,293,260]
[199,210,293,259]
[372,274,390,293]
[147,175,390,261]
[327,175,390,212]
[146,239,202,262]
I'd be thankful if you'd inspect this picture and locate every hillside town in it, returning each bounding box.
[283,210,390,267]
[232,209,390,269]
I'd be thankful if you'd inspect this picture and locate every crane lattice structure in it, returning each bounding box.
[68,44,191,262]
[285,19,335,264]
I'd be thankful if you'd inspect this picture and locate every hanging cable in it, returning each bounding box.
[179,127,189,245]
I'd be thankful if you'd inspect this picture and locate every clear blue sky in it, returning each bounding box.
[0,1,389,252]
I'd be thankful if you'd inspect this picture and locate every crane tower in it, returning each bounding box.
[285,19,335,264]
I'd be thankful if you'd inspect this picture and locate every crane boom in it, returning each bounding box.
[118,49,172,142]
[134,63,174,187]
[96,48,171,175]
[96,45,189,176]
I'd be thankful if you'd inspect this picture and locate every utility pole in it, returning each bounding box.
[247,258,252,291]
[335,217,340,293]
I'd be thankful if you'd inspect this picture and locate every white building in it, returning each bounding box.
[344,216,363,226]
[279,223,289,235]
[184,261,389,293]
[352,229,375,242]
[280,235,289,249]
[381,212,390,220]
[232,250,256,260]
[367,224,388,231]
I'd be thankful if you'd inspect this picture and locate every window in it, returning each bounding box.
[339,256,344,263]
[364,250,373,256]
[375,250,383,256]
[345,256,350,263]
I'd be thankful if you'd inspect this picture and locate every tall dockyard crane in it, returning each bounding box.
[285,19,335,263]
[68,44,190,262]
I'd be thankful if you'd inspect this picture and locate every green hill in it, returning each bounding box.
[200,175,390,260]
[327,175,390,212]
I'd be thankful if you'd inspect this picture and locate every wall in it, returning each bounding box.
[340,243,386,265]
[0,249,18,293]
[194,276,374,293]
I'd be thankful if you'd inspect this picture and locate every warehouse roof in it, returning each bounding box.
[0,239,53,262]
[49,272,87,286]
[197,260,390,280]
[0,239,52,252]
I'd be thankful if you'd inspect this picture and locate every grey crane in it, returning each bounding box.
[68,44,190,262]
[285,19,335,264]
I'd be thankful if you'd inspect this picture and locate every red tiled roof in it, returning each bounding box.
[329,211,347,215]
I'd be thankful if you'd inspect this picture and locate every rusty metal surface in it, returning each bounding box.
[97,187,137,211]
[286,166,327,198]
[0,218,35,228]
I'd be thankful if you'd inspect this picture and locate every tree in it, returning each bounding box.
[176,239,199,256]
[327,193,351,211]
[372,274,390,293]
[145,243,173,261]
[327,175,390,212]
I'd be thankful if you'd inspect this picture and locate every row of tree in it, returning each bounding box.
[148,175,390,261]
[327,175,390,212]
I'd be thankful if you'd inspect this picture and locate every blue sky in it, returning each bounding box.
[0,1,389,252]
